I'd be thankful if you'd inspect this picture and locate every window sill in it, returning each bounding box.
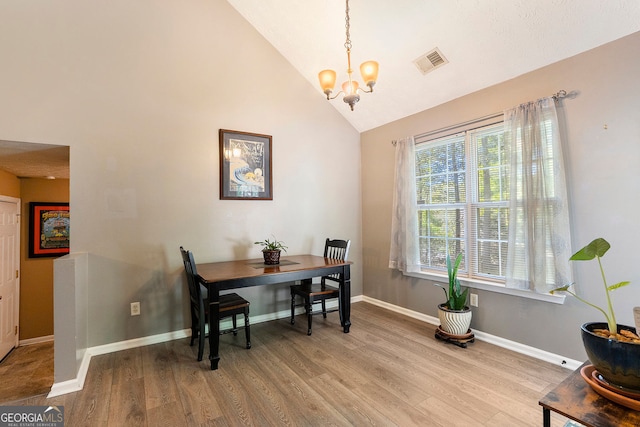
[404,271,566,304]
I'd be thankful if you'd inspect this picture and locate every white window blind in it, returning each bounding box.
[415,123,508,282]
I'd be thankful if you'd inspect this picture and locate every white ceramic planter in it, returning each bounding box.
[438,303,472,335]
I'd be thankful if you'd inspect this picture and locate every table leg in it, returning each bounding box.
[339,265,351,333]
[209,285,220,370]
[542,408,550,427]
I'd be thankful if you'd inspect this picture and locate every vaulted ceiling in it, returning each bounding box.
[2,1,639,179]
[227,0,640,132]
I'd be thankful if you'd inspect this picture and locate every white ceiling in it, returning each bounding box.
[2,1,639,179]
[227,0,640,132]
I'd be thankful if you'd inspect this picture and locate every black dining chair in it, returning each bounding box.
[180,246,251,361]
[290,238,351,335]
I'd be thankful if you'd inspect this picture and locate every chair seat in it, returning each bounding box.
[290,283,339,300]
[203,293,250,315]
[218,292,251,312]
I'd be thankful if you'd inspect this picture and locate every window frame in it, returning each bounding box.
[411,117,565,304]
[415,122,509,281]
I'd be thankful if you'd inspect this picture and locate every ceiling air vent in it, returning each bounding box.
[413,48,448,75]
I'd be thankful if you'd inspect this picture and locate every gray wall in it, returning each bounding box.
[361,31,640,362]
[54,254,88,383]
[0,0,362,381]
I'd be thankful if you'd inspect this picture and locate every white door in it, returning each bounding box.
[0,197,19,360]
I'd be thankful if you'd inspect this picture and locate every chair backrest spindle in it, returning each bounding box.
[323,238,350,282]
[323,238,350,261]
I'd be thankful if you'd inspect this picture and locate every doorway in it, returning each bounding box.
[0,140,69,399]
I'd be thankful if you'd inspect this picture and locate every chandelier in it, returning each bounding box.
[318,0,379,111]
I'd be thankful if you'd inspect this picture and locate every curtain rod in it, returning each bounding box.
[552,89,567,100]
[391,89,568,146]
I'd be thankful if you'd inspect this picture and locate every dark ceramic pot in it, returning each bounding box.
[581,322,640,391]
[262,250,281,265]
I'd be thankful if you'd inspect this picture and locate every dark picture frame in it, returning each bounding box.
[219,129,273,200]
[29,202,70,258]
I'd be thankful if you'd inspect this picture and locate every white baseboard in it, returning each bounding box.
[20,335,54,346]
[362,295,582,371]
[87,329,191,357]
[48,379,81,398]
[49,294,578,397]
[47,350,91,398]
[48,329,191,398]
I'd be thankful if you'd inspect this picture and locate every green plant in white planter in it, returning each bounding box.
[442,253,469,311]
[435,253,472,336]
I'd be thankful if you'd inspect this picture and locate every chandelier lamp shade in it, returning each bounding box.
[318,0,379,111]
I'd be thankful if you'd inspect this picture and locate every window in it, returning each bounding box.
[415,123,509,283]
[399,98,570,299]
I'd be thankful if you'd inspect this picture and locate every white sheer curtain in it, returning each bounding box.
[389,136,420,273]
[504,97,572,293]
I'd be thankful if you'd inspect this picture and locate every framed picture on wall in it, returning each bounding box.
[219,129,273,200]
[29,202,70,258]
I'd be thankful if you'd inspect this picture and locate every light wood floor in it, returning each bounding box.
[9,302,572,426]
[0,340,54,402]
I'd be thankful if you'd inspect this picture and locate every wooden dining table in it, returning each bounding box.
[196,254,352,370]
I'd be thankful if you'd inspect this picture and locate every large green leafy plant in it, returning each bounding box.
[550,237,630,334]
[436,253,469,311]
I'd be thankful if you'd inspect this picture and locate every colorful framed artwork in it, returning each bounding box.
[29,202,70,258]
[219,129,273,200]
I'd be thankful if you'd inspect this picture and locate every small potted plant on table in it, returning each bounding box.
[254,237,287,265]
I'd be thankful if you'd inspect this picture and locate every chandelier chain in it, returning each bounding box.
[318,0,377,110]
[344,0,352,51]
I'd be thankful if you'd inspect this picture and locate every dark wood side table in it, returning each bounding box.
[539,362,640,427]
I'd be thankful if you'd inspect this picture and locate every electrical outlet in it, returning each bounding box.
[130,302,141,316]
[470,293,478,307]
